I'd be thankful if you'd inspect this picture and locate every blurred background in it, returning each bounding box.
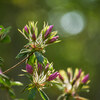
[0,0,100,99]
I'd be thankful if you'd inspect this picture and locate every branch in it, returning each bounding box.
[3,54,32,74]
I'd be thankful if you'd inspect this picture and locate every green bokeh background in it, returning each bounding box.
[0,0,100,100]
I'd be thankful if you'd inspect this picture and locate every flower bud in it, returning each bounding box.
[49,36,59,43]
[47,72,59,81]
[24,26,29,33]
[32,33,36,40]
[82,74,89,84]
[38,63,42,71]
[26,64,33,74]
[59,74,64,81]
[0,28,2,31]
[76,69,82,79]
[44,25,53,39]
[45,64,49,71]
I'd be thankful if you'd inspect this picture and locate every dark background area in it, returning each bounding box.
[0,0,100,99]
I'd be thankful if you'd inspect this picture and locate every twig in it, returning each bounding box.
[3,54,32,74]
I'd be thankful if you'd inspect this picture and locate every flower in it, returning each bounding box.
[82,74,89,84]
[0,28,2,31]
[48,36,59,43]
[44,25,53,39]
[24,26,29,33]
[26,64,33,74]
[47,72,59,81]
[38,63,42,71]
[57,68,90,100]
[18,22,59,53]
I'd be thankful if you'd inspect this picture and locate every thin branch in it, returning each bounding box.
[3,54,32,74]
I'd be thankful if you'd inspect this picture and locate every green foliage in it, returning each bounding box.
[0,57,4,67]
[38,89,50,100]
[16,48,31,59]
[0,73,23,99]
[0,25,11,43]
[28,87,37,100]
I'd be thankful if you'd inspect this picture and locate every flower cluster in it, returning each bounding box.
[22,52,59,91]
[57,68,90,100]
[18,22,59,53]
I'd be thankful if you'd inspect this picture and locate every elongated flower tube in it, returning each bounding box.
[24,26,29,33]
[0,28,2,31]
[44,25,53,39]
[76,69,82,79]
[26,64,33,74]
[47,72,59,81]
[82,74,89,84]
[56,68,90,100]
[49,36,59,43]
[59,74,64,82]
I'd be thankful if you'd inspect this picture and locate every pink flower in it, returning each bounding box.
[82,74,89,84]
[24,26,29,33]
[47,72,59,81]
[49,36,59,43]
[26,64,33,74]
[0,28,2,31]
[44,25,53,39]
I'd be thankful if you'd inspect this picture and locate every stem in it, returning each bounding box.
[3,54,33,74]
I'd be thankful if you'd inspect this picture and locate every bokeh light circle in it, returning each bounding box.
[60,11,85,34]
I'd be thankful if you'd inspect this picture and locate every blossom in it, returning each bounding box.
[82,74,89,84]
[0,28,2,31]
[47,72,59,81]
[44,25,53,39]
[49,36,59,43]
[24,26,29,33]
[26,64,33,74]
[57,68,90,100]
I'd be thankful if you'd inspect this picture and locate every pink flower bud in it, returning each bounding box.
[82,74,89,84]
[0,28,2,31]
[49,36,59,43]
[26,64,33,74]
[45,64,49,71]
[38,63,42,71]
[76,69,82,79]
[32,33,36,40]
[44,25,53,39]
[47,72,59,81]
[24,26,29,33]
[59,74,64,81]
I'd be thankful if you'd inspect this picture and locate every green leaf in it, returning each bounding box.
[11,81,23,86]
[0,35,11,43]
[16,48,31,59]
[8,89,16,99]
[27,54,36,66]
[39,89,49,100]
[35,52,44,63]
[28,87,37,100]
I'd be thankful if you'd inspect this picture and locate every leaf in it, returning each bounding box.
[11,81,23,86]
[16,48,31,59]
[39,89,49,100]
[27,54,35,66]
[8,89,16,99]
[35,52,44,63]
[0,35,11,43]
[28,87,37,100]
